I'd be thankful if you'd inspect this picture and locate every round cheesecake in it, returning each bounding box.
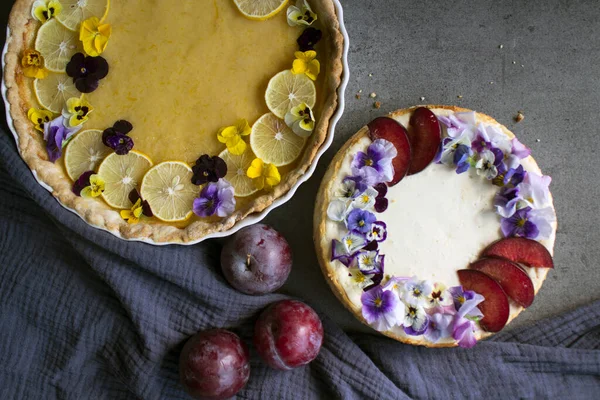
[3,0,345,243]
[314,105,557,347]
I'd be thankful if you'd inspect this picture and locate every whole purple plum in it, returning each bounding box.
[220,224,292,295]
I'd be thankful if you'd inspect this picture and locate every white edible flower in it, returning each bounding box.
[403,277,433,307]
[351,186,378,209]
[287,0,318,26]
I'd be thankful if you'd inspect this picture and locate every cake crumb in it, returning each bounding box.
[374,101,381,109]
[420,96,425,101]
[515,111,525,123]
[536,139,541,142]
[368,73,373,77]
[355,94,361,99]
[489,81,494,84]
[457,95,463,99]
[521,64,525,67]
[369,92,377,98]
[499,44,504,49]
[358,89,363,93]
[512,61,516,64]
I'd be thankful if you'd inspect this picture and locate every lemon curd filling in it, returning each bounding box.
[87,0,299,164]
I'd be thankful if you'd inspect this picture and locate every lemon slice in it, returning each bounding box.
[233,0,288,20]
[218,148,259,197]
[64,129,112,180]
[250,113,306,167]
[265,70,316,119]
[34,73,80,113]
[140,161,199,222]
[56,0,110,31]
[97,151,153,209]
[34,19,79,73]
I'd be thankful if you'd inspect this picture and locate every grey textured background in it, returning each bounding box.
[2,0,599,337]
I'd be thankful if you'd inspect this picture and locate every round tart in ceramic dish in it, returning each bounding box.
[314,105,557,347]
[3,0,347,244]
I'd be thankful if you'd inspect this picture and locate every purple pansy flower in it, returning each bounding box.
[331,232,367,266]
[366,221,387,242]
[356,251,384,275]
[43,116,81,162]
[128,189,153,217]
[438,111,477,140]
[528,207,556,240]
[346,208,376,234]
[449,286,484,320]
[403,277,434,307]
[192,179,236,218]
[435,136,473,174]
[102,120,134,155]
[424,306,455,343]
[494,185,521,218]
[344,166,379,195]
[72,170,94,196]
[403,304,429,336]
[511,137,531,159]
[361,286,404,331]
[472,124,511,154]
[452,317,478,348]
[351,139,397,183]
[66,53,109,93]
[518,172,552,209]
[192,155,227,186]
[501,206,539,239]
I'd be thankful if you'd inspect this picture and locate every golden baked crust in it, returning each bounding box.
[313,105,557,347]
[3,0,345,243]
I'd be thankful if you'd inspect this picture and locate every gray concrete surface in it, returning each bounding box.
[2,0,599,335]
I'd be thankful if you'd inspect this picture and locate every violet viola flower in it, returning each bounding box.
[511,137,531,159]
[346,208,376,234]
[494,185,521,218]
[103,120,134,155]
[403,304,429,336]
[517,172,552,209]
[361,285,404,331]
[475,149,501,180]
[437,111,477,140]
[344,166,379,195]
[331,232,367,266]
[403,277,434,307]
[366,221,387,242]
[192,179,236,218]
[501,206,538,239]
[43,116,81,162]
[448,286,484,320]
[424,306,455,343]
[435,136,473,174]
[72,170,94,196]
[528,207,556,240]
[452,317,477,348]
[356,250,384,275]
[472,124,512,154]
[351,139,397,183]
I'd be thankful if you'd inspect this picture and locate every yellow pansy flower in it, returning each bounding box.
[63,95,94,127]
[31,0,62,23]
[246,158,281,190]
[81,174,105,198]
[287,0,318,27]
[291,51,320,81]
[217,119,251,156]
[80,17,112,57]
[21,49,48,79]
[27,108,54,132]
[120,199,144,224]
[284,103,315,137]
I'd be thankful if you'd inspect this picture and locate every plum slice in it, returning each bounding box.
[482,237,554,269]
[367,117,411,186]
[457,269,510,332]
[406,107,442,175]
[470,258,535,308]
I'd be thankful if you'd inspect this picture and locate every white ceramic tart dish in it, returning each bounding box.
[314,105,557,347]
[2,0,350,245]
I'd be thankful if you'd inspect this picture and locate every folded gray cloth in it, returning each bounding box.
[1,99,599,400]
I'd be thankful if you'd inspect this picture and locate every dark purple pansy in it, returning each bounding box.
[297,27,322,51]
[366,221,387,242]
[191,155,227,186]
[128,189,153,217]
[103,120,135,155]
[106,133,134,155]
[501,206,539,239]
[72,170,94,196]
[66,53,109,93]
[363,240,378,251]
[373,183,389,213]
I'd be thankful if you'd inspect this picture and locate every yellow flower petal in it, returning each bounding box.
[80,186,94,198]
[305,60,320,81]
[264,163,281,187]
[292,59,308,75]
[133,206,144,219]
[27,108,54,132]
[236,119,251,136]
[218,126,239,141]
[80,17,111,57]
[227,137,247,156]
[246,158,264,179]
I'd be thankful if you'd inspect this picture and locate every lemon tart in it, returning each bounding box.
[314,106,557,347]
[3,0,345,243]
